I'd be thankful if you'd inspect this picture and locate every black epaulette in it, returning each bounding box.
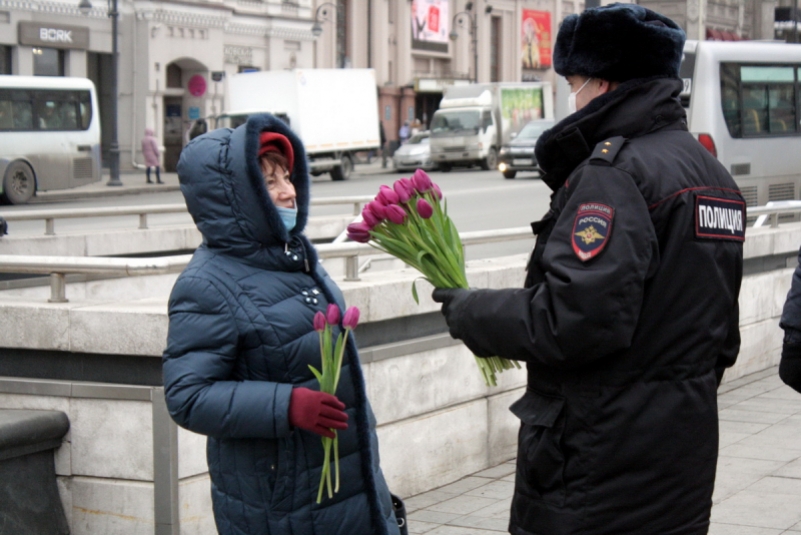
[589,136,627,166]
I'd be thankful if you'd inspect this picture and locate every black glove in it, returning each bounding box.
[432,288,474,342]
[780,341,801,394]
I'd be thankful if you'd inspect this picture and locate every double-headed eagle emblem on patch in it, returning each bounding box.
[571,203,615,261]
[575,225,604,245]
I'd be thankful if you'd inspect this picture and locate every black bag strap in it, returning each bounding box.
[390,494,408,535]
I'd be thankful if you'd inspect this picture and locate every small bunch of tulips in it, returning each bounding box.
[346,169,519,387]
[310,304,360,503]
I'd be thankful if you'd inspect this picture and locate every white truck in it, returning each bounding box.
[429,82,553,171]
[220,69,381,180]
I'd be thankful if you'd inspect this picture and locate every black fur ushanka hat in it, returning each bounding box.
[554,3,686,82]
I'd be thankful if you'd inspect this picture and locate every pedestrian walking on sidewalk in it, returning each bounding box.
[398,121,410,145]
[141,128,163,184]
[163,114,400,535]
[432,4,744,535]
[779,245,801,393]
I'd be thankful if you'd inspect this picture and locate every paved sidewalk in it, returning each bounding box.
[403,366,801,534]
[32,170,182,203]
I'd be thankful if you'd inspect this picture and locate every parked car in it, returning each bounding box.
[497,119,554,179]
[393,132,437,172]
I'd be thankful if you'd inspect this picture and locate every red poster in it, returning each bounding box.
[521,10,552,69]
[428,6,440,33]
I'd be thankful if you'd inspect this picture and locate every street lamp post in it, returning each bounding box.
[449,2,492,83]
[311,2,337,37]
[79,0,122,186]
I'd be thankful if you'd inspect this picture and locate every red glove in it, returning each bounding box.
[288,387,348,438]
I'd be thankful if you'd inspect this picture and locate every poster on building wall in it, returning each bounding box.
[411,0,449,53]
[521,10,552,76]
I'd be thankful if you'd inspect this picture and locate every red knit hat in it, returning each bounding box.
[258,132,294,172]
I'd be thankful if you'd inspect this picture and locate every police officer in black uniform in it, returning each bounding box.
[432,4,744,535]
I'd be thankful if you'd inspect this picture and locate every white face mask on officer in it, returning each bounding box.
[567,77,594,115]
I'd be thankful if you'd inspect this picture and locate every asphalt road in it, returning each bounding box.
[2,166,553,261]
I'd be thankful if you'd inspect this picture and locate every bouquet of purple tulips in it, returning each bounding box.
[346,169,519,386]
[311,304,359,503]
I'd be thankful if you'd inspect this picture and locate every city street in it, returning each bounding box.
[1,164,553,261]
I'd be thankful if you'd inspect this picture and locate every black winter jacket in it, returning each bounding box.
[446,78,744,535]
[779,246,801,393]
[162,115,399,535]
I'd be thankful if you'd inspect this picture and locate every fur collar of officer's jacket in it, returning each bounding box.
[534,76,686,192]
[176,114,312,260]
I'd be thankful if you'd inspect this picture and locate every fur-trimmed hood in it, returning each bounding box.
[176,114,311,260]
[554,3,685,82]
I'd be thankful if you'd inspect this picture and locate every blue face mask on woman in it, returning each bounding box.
[276,206,297,232]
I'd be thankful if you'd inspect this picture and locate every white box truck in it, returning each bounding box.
[219,69,381,180]
[429,82,553,171]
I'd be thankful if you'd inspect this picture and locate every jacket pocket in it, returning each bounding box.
[510,389,567,507]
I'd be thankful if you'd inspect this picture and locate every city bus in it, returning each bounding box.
[0,76,101,204]
[680,40,801,207]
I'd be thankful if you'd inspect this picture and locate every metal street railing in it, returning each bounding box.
[749,201,801,228]
[0,226,534,302]
[0,254,193,303]
[0,196,374,236]
[4,199,801,303]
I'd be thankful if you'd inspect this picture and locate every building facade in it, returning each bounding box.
[0,0,779,172]
[1,0,319,172]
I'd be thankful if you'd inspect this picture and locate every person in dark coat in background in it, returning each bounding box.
[379,120,388,168]
[162,114,399,535]
[432,4,744,535]
[141,128,163,184]
[188,118,208,141]
[779,246,801,393]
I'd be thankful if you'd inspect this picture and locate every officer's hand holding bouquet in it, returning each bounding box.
[347,170,519,386]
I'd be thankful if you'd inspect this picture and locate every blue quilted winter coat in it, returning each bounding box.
[162,114,399,535]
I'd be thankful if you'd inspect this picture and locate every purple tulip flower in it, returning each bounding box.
[347,222,371,243]
[384,204,407,225]
[432,183,443,200]
[313,311,326,332]
[412,169,434,192]
[377,185,400,205]
[362,205,380,228]
[343,307,360,330]
[368,201,387,220]
[416,198,433,219]
[393,179,414,203]
[326,304,341,326]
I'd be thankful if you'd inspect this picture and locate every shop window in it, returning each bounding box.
[0,46,11,75]
[33,47,64,76]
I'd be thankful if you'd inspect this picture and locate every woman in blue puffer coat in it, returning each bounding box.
[162,114,400,535]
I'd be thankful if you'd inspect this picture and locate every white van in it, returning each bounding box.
[680,40,801,207]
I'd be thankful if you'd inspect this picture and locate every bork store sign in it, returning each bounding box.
[18,21,90,50]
